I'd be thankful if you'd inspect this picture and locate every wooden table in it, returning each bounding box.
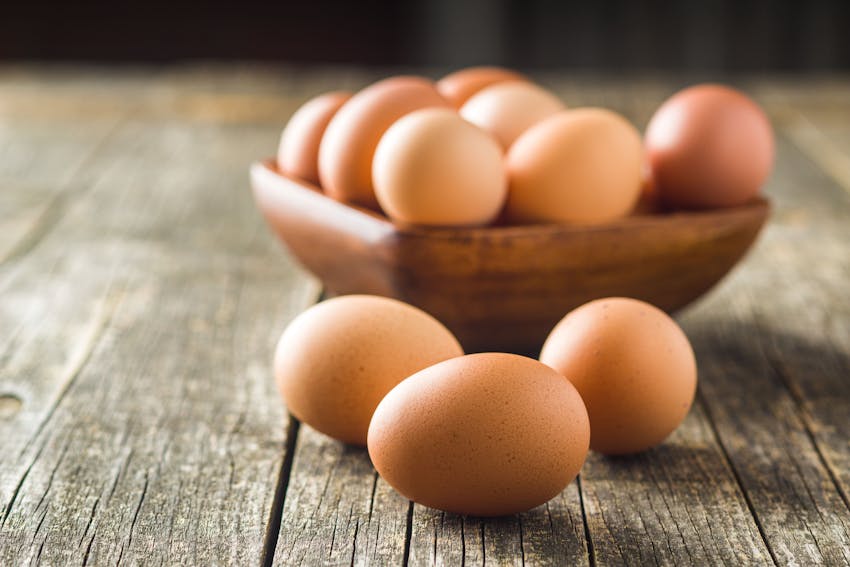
[0,66,848,566]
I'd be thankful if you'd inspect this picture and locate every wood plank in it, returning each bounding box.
[409,483,587,566]
[580,405,773,566]
[770,95,850,506]
[0,114,123,263]
[3,68,850,566]
[0,83,319,564]
[677,130,850,565]
[273,426,410,566]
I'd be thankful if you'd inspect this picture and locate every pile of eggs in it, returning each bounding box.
[271,67,775,516]
[274,294,697,517]
[277,66,774,227]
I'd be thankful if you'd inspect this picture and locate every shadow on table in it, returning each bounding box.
[687,319,850,411]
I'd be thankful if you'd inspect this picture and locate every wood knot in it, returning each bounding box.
[0,394,22,419]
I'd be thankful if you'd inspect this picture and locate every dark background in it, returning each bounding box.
[3,0,849,72]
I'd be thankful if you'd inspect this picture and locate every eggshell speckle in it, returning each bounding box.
[459,81,565,149]
[540,298,697,455]
[506,108,643,225]
[437,66,526,108]
[373,108,507,227]
[368,353,590,516]
[645,84,774,209]
[274,295,463,446]
[318,76,450,209]
[277,91,351,186]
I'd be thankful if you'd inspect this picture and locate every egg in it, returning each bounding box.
[506,108,643,225]
[277,91,351,186]
[459,81,565,149]
[644,84,774,209]
[368,353,590,516]
[436,66,526,108]
[372,108,507,227]
[540,298,697,455]
[318,76,450,210]
[274,295,463,446]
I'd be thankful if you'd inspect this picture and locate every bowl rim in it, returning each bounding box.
[252,158,771,240]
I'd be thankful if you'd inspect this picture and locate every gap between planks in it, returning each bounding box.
[262,418,302,567]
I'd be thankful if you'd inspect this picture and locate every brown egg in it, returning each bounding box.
[459,81,565,149]
[368,353,590,516]
[274,295,463,446]
[540,298,697,455]
[372,108,507,227]
[506,108,643,225]
[277,91,351,186]
[318,76,450,209]
[644,84,774,209]
[437,66,526,108]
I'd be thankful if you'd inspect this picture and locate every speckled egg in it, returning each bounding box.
[368,353,590,516]
[274,295,463,446]
[540,297,697,455]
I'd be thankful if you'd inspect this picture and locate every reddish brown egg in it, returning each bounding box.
[318,76,450,210]
[277,91,351,186]
[644,84,774,209]
[274,295,463,446]
[436,66,526,108]
[540,298,697,455]
[368,353,590,516]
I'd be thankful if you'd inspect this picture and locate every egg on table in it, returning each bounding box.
[368,352,590,516]
[540,297,697,455]
[274,295,463,446]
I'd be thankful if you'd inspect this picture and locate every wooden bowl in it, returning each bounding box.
[251,160,769,354]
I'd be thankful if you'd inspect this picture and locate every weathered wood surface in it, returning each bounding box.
[0,68,320,565]
[1,67,849,566]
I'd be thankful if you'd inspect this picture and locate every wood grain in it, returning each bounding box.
[273,426,410,566]
[580,405,773,566]
[0,116,122,263]
[408,483,588,566]
[677,133,850,565]
[0,78,320,564]
[2,68,850,567]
